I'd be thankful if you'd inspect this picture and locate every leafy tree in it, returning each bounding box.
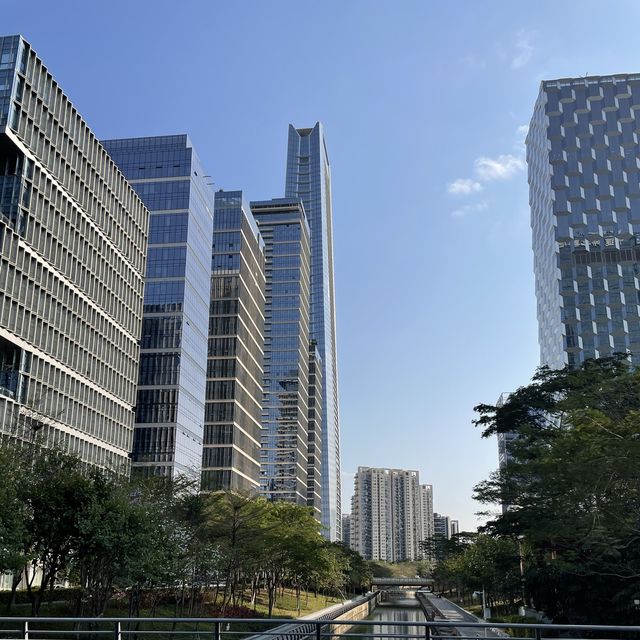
[0,444,32,611]
[368,561,394,578]
[473,355,640,623]
[22,448,95,615]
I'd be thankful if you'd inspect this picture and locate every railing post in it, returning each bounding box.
[424,622,430,640]
[213,621,220,640]
[535,628,542,640]
[21,620,29,640]
[315,621,322,640]
[114,621,122,640]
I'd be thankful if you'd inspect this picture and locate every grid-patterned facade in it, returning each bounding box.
[307,340,323,516]
[0,35,148,469]
[103,135,214,479]
[202,190,265,493]
[285,122,341,540]
[251,198,311,506]
[529,74,640,368]
[350,467,430,562]
[419,483,434,555]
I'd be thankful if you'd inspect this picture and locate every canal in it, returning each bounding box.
[350,598,427,638]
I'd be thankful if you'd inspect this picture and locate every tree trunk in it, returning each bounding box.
[7,571,22,613]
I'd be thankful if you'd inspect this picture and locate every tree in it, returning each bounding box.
[0,444,31,611]
[22,448,94,615]
[473,355,640,623]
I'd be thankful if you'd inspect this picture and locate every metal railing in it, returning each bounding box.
[1,616,640,640]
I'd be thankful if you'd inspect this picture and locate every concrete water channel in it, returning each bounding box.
[349,597,428,639]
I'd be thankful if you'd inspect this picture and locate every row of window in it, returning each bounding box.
[20,164,144,334]
[0,398,131,471]
[0,235,139,401]
[12,45,148,272]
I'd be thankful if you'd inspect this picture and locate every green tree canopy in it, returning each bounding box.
[473,355,640,623]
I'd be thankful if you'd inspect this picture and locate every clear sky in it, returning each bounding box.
[5,0,640,531]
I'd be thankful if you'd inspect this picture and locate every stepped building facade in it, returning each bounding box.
[0,35,149,469]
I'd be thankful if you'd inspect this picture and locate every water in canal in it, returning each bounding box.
[349,598,426,639]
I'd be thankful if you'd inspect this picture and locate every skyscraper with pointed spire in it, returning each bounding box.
[285,123,341,540]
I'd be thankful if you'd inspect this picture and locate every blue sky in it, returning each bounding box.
[6,0,640,531]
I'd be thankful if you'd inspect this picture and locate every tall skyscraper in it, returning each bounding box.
[350,467,432,562]
[0,36,148,469]
[103,135,214,479]
[307,340,323,516]
[251,198,311,506]
[529,74,640,368]
[285,123,341,540]
[202,190,265,492]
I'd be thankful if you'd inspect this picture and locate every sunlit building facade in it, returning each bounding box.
[202,190,265,492]
[0,35,148,469]
[307,340,323,516]
[350,467,431,562]
[529,74,640,368]
[285,123,342,539]
[103,135,214,479]
[251,197,311,506]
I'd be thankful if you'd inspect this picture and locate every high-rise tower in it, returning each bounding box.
[251,197,311,506]
[350,467,431,562]
[529,74,640,368]
[285,123,341,540]
[103,135,214,479]
[203,190,265,492]
[0,36,148,469]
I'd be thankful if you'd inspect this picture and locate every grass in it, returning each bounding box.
[251,587,341,618]
[0,587,342,619]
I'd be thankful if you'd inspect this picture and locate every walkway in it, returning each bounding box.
[422,594,509,638]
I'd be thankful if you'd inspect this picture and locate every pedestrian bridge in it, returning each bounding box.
[371,576,434,589]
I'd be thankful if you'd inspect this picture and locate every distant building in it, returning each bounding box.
[104,135,214,480]
[496,392,519,470]
[420,484,435,550]
[450,520,459,536]
[433,513,452,539]
[341,513,351,547]
[200,190,265,492]
[350,467,433,561]
[0,35,148,469]
[251,198,311,506]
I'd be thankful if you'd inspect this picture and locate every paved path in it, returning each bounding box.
[423,594,509,639]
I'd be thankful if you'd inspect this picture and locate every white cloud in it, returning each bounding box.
[446,126,527,198]
[447,178,484,195]
[474,154,525,181]
[511,30,535,69]
[451,201,489,218]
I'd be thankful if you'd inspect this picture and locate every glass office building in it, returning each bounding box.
[285,123,342,539]
[0,36,149,469]
[529,74,640,368]
[307,340,323,517]
[103,135,213,478]
[251,198,311,506]
[203,190,265,493]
